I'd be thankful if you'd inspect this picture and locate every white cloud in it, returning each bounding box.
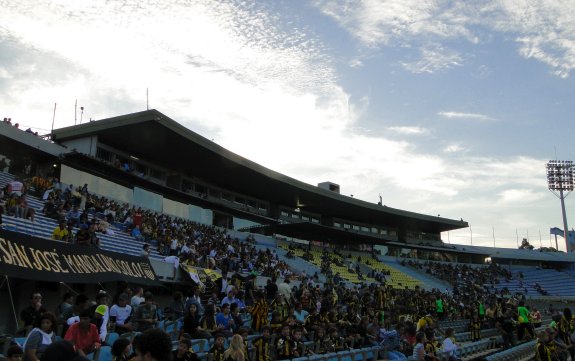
[444,144,466,153]
[438,111,494,121]
[314,0,575,77]
[401,45,463,73]
[498,189,546,204]
[388,126,429,135]
[349,58,364,68]
[313,0,476,46]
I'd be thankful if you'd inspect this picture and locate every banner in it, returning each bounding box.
[0,229,159,285]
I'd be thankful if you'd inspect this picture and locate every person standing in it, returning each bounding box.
[517,301,533,340]
[250,291,269,332]
[435,296,444,321]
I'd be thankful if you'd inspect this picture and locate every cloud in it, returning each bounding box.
[388,126,429,135]
[314,0,575,77]
[348,58,364,68]
[498,189,546,204]
[313,0,476,46]
[444,144,466,153]
[438,111,494,121]
[401,45,463,74]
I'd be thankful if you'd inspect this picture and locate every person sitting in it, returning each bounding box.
[132,329,172,361]
[209,334,226,361]
[4,345,24,361]
[23,312,57,361]
[215,303,234,337]
[75,224,91,245]
[66,205,81,228]
[64,309,101,358]
[39,340,91,361]
[52,220,70,242]
[109,293,133,334]
[173,339,199,361]
[20,292,47,332]
[134,292,158,332]
[131,225,145,242]
[223,334,245,361]
[111,338,132,361]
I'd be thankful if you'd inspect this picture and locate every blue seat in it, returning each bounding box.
[105,332,119,346]
[337,350,353,361]
[293,357,310,361]
[13,337,26,347]
[349,349,364,361]
[95,346,113,361]
[324,352,339,361]
[192,339,210,353]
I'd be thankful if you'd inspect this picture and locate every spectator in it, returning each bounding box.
[412,332,426,361]
[67,205,81,228]
[64,309,101,358]
[216,303,234,337]
[223,334,245,361]
[140,244,150,258]
[173,338,199,361]
[134,292,158,332]
[111,338,132,361]
[75,224,91,245]
[5,345,24,361]
[56,293,74,322]
[440,328,458,361]
[169,291,186,320]
[132,329,172,361]
[20,292,46,330]
[110,293,133,334]
[23,312,56,361]
[131,225,144,242]
[131,287,145,309]
[40,340,90,361]
[52,220,70,242]
[208,334,226,361]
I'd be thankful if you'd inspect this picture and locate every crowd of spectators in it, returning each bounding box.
[3,174,572,361]
[14,264,568,361]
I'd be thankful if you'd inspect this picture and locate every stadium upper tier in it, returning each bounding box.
[47,109,467,243]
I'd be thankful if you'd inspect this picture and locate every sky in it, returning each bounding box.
[1,0,575,250]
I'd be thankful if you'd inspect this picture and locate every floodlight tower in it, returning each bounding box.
[546,160,574,252]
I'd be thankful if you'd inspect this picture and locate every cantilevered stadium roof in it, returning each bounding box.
[52,109,468,234]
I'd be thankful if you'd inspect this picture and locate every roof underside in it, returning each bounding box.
[51,110,468,234]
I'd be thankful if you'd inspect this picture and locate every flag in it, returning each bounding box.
[204,268,222,281]
[550,227,563,236]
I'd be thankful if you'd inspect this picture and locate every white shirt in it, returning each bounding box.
[110,304,132,325]
[441,337,458,356]
[131,295,145,309]
[164,255,180,269]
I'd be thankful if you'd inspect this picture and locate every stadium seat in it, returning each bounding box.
[105,332,119,346]
[94,346,113,361]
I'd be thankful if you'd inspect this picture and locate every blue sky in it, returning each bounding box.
[1,0,574,249]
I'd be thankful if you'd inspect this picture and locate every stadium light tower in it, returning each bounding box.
[546,160,574,252]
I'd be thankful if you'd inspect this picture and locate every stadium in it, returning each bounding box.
[1,110,574,361]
